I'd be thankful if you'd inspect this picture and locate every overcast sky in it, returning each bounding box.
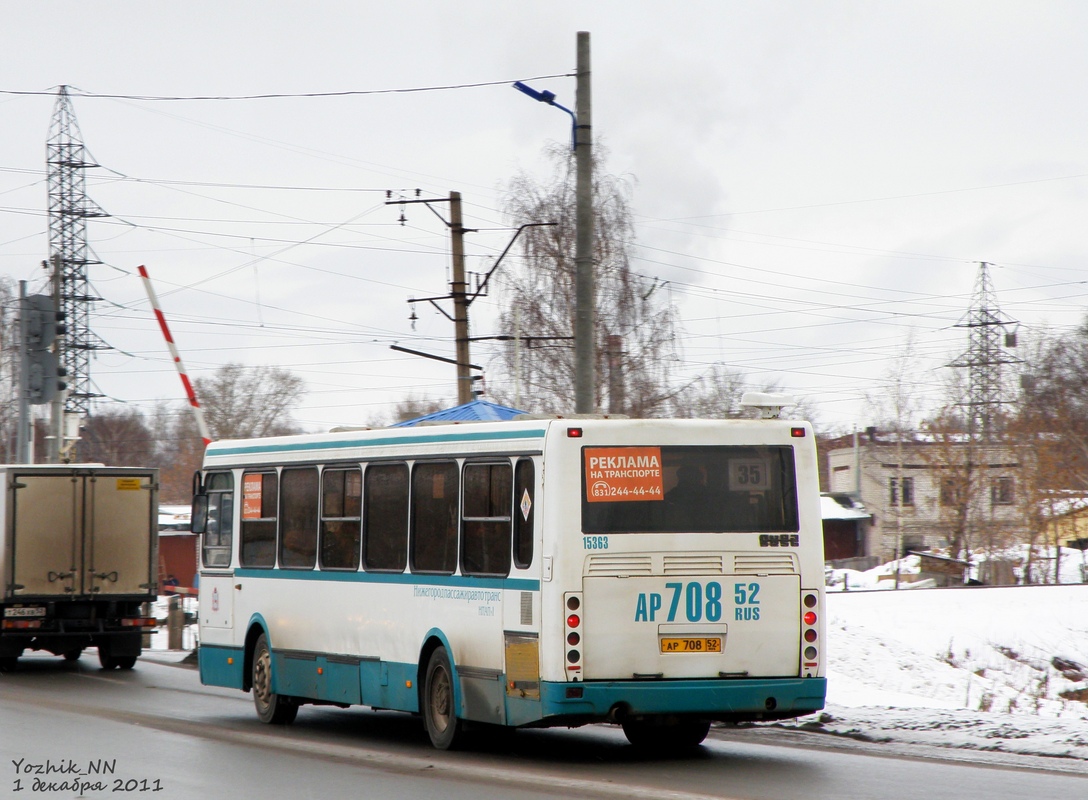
[2,1,1087,434]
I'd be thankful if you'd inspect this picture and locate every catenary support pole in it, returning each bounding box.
[574,31,595,413]
[450,192,472,405]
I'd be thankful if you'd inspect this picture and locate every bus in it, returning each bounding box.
[192,407,826,749]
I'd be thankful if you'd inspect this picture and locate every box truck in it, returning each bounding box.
[0,465,159,670]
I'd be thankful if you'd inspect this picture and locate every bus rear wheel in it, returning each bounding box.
[252,633,298,725]
[423,646,464,750]
[622,717,711,749]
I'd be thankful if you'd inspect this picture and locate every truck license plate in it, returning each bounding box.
[4,606,46,618]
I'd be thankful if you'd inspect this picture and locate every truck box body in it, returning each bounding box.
[0,465,158,668]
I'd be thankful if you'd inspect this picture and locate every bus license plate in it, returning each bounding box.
[660,637,721,653]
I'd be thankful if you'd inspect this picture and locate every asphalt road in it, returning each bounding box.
[0,651,1084,800]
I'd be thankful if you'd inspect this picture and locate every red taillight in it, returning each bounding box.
[804,629,817,642]
[2,619,41,630]
[791,427,806,438]
[567,614,581,628]
[567,427,583,438]
[803,611,817,626]
[121,618,158,628]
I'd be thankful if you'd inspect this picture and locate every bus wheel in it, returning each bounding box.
[62,648,84,662]
[252,633,298,725]
[423,646,464,750]
[622,717,711,749]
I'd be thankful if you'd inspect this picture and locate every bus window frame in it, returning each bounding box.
[460,459,513,578]
[362,461,410,573]
[277,466,320,570]
[240,470,279,568]
[201,471,234,568]
[319,466,363,572]
[409,460,460,575]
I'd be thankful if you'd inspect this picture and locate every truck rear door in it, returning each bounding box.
[11,473,81,596]
[86,471,156,596]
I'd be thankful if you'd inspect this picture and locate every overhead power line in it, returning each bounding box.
[0,75,574,102]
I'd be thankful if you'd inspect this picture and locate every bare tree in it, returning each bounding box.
[192,363,305,440]
[490,143,681,416]
[81,407,156,466]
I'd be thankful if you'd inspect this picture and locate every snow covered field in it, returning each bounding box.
[774,582,1088,766]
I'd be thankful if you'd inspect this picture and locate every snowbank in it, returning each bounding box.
[772,584,1088,764]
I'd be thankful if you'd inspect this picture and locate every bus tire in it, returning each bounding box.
[423,646,464,750]
[252,633,298,725]
[622,717,711,749]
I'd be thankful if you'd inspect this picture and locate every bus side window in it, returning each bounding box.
[202,472,234,568]
[411,461,459,574]
[461,462,512,577]
[241,472,278,568]
[513,459,535,569]
[363,463,409,572]
[280,467,319,569]
[321,467,362,570]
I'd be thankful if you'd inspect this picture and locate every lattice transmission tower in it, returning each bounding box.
[950,261,1020,442]
[47,85,107,417]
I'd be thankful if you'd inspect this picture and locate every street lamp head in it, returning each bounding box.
[513,81,556,105]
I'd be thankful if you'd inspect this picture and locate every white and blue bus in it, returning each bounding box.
[193,408,826,749]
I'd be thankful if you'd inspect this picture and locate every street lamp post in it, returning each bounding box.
[513,31,594,413]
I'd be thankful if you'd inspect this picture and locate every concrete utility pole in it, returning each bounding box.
[449,192,472,405]
[16,281,29,463]
[574,31,595,413]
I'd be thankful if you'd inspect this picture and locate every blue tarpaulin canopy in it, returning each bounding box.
[391,399,526,427]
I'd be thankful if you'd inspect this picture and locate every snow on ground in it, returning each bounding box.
[770,579,1088,764]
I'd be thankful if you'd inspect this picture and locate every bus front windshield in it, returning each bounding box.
[581,445,798,534]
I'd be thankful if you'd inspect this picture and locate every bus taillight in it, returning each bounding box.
[564,592,584,678]
[800,591,821,675]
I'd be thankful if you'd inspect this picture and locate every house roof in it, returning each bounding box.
[820,493,871,521]
[391,399,526,427]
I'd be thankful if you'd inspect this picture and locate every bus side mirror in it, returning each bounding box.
[191,495,208,534]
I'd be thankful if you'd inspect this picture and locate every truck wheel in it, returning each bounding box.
[98,644,120,670]
[116,656,137,670]
[252,633,298,724]
[422,646,464,750]
[63,648,84,662]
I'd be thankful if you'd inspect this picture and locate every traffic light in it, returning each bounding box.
[22,294,67,405]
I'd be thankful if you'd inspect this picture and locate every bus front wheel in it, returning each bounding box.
[423,646,464,750]
[252,633,298,725]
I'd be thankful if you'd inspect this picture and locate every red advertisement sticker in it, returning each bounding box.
[242,474,264,520]
[584,447,664,503]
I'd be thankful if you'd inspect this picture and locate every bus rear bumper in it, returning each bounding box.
[539,677,826,724]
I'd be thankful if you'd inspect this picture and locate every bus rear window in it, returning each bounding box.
[581,445,798,534]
